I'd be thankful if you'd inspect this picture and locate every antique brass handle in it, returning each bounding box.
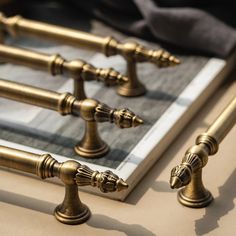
[0,145,128,224]
[170,96,236,208]
[0,12,180,97]
[0,44,128,100]
[0,79,143,158]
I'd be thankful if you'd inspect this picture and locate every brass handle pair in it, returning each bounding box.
[170,96,236,208]
[0,79,143,158]
[0,12,180,97]
[0,145,128,224]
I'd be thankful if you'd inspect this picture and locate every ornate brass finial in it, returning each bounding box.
[76,165,128,193]
[170,163,192,189]
[73,99,143,158]
[115,42,180,97]
[94,103,144,128]
[0,13,180,97]
[113,108,144,128]
[95,67,128,86]
[170,145,213,208]
[170,151,206,189]
[132,44,180,67]
[63,59,129,99]
[170,96,236,208]
[0,145,128,225]
[67,61,128,86]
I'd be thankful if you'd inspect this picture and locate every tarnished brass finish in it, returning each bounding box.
[115,43,180,96]
[0,12,180,97]
[0,44,128,100]
[0,79,143,158]
[170,96,236,208]
[0,145,128,224]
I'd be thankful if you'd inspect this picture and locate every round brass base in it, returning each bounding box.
[74,142,109,158]
[178,189,213,208]
[54,204,90,225]
[117,83,146,97]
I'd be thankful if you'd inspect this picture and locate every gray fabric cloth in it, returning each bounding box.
[133,0,236,57]
[22,0,236,58]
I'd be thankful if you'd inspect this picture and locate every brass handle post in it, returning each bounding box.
[0,145,128,224]
[0,12,180,97]
[0,44,128,100]
[0,79,143,158]
[170,96,236,208]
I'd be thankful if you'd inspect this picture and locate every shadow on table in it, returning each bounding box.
[87,214,156,236]
[0,189,57,215]
[0,123,134,169]
[125,139,185,205]
[146,90,192,107]
[145,90,177,102]
[195,169,236,235]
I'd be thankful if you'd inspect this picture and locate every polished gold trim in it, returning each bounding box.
[170,96,236,208]
[0,145,128,224]
[0,12,180,97]
[0,44,128,100]
[0,79,143,158]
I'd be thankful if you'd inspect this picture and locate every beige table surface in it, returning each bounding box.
[0,75,235,236]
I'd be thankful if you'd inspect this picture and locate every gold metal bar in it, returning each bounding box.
[0,12,180,97]
[0,44,128,100]
[0,44,52,70]
[0,145,128,224]
[0,78,66,112]
[170,96,236,208]
[206,97,236,143]
[0,78,143,158]
[5,16,107,51]
[0,145,41,174]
